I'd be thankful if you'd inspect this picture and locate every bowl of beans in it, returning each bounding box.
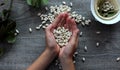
[91,0,120,25]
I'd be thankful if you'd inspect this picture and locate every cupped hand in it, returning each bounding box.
[45,12,79,60]
[59,16,79,60]
[45,12,69,55]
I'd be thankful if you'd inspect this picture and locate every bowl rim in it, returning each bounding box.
[95,0,120,20]
[91,0,120,25]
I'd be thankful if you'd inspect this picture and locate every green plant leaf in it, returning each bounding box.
[6,19,16,31]
[26,0,48,7]
[27,0,32,5]
[0,0,16,43]
[1,9,10,21]
[41,0,48,5]
[0,24,6,34]
[6,34,16,43]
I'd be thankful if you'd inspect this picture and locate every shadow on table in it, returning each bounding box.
[28,5,48,16]
[0,42,13,58]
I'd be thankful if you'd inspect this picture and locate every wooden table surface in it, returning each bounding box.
[0,0,120,70]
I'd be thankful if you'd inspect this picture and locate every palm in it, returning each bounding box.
[59,37,78,58]
[45,12,79,59]
[46,30,59,52]
[58,13,79,59]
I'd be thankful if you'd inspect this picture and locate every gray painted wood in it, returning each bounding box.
[0,0,120,70]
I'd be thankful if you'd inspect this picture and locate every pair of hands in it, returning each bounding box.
[45,12,79,61]
[27,12,79,70]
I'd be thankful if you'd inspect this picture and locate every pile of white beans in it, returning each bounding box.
[53,27,72,47]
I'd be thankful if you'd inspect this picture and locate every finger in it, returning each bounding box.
[60,17,66,27]
[57,14,66,27]
[68,17,74,32]
[62,12,69,27]
[65,13,72,29]
[65,16,71,29]
[58,12,69,27]
[64,16,69,29]
[69,28,79,45]
[45,24,53,34]
[66,30,79,51]
[71,19,78,32]
[75,34,79,48]
[69,20,73,31]
[52,13,64,28]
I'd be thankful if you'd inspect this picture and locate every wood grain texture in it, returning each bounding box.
[0,0,120,70]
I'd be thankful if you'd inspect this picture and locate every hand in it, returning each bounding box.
[57,13,79,70]
[59,16,79,60]
[45,12,79,60]
[45,12,69,56]
[27,13,76,70]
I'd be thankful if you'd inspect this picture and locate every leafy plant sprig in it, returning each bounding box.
[0,0,16,43]
[27,0,48,8]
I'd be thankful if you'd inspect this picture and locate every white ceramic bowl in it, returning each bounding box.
[91,0,120,25]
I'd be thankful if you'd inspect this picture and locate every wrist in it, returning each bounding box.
[60,57,75,70]
[45,47,58,58]
[59,54,73,61]
[59,56,73,64]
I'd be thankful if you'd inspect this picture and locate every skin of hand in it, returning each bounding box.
[45,12,80,70]
[27,12,79,70]
[45,12,72,55]
[58,14,79,70]
[59,16,79,59]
